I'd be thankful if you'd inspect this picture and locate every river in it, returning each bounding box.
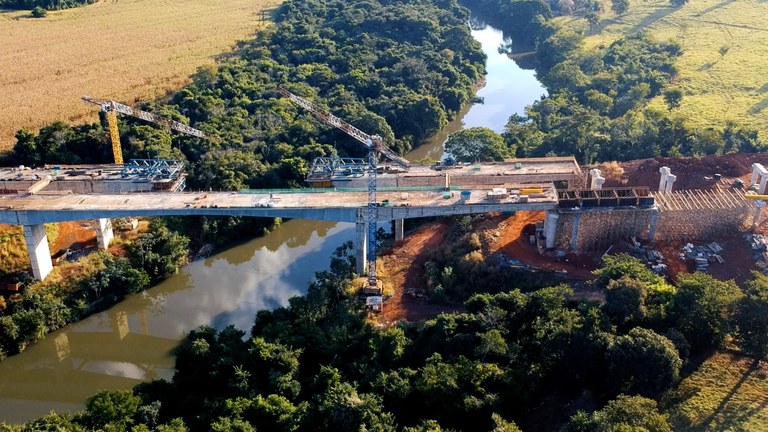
[0,18,546,426]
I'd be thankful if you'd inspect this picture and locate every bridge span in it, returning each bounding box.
[0,186,560,280]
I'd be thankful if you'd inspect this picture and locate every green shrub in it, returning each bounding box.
[31,6,46,17]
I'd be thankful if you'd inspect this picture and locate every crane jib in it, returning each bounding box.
[81,96,206,139]
[278,86,414,290]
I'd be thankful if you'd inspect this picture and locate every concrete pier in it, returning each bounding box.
[753,201,765,229]
[23,224,53,281]
[394,219,404,241]
[544,211,559,249]
[95,218,114,250]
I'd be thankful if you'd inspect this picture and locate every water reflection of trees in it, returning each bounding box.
[469,15,487,31]
[468,7,536,60]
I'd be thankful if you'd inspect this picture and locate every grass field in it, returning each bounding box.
[663,351,768,431]
[559,0,768,138]
[0,0,280,151]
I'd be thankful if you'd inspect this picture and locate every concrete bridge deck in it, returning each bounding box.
[0,186,562,280]
[0,187,560,225]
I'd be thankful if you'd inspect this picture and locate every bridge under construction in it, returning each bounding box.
[1,157,766,282]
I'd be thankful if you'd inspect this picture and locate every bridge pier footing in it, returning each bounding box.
[95,218,114,250]
[394,219,404,241]
[23,224,53,281]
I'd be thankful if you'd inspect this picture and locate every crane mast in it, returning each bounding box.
[82,96,206,164]
[277,87,410,291]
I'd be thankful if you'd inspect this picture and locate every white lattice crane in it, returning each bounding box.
[82,96,207,164]
[276,86,411,292]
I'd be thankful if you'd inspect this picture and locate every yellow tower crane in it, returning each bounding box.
[82,96,207,164]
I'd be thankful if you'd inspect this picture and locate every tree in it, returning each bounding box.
[444,127,509,163]
[18,413,83,431]
[606,327,681,397]
[671,272,742,353]
[12,128,39,166]
[82,390,141,430]
[585,12,600,30]
[563,394,671,432]
[475,329,508,361]
[611,0,629,15]
[601,276,648,328]
[734,272,768,361]
[592,253,667,290]
[491,413,522,432]
[128,220,190,282]
[31,6,46,17]
[542,60,590,90]
[597,394,671,431]
[663,89,683,110]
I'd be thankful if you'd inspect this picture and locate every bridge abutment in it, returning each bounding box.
[553,208,655,251]
[23,224,53,281]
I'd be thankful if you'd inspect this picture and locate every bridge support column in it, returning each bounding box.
[23,224,53,281]
[544,211,559,250]
[95,218,114,250]
[355,212,367,276]
[394,219,404,241]
[648,209,659,242]
[753,200,766,229]
[569,212,581,250]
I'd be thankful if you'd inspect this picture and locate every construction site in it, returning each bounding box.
[2,89,768,324]
[373,152,768,323]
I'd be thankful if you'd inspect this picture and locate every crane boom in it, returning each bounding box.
[83,96,206,164]
[276,87,410,168]
[83,96,207,138]
[277,86,413,293]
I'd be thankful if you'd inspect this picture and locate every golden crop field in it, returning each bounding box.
[0,0,280,151]
[559,0,768,138]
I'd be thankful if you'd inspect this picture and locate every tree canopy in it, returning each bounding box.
[444,127,510,163]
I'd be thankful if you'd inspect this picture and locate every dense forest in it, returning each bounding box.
[3,0,768,429]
